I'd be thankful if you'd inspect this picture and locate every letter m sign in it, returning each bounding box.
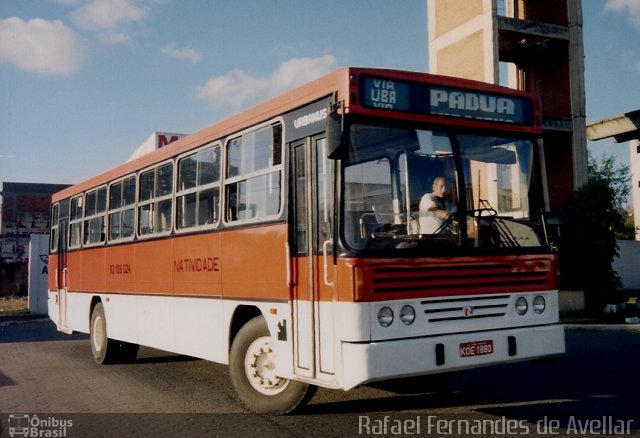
[157,133,185,149]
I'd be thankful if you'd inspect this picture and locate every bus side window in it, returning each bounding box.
[176,144,221,230]
[226,186,239,221]
[50,203,60,252]
[108,175,136,242]
[224,123,282,223]
[138,162,173,236]
[83,186,107,245]
[69,195,83,248]
[138,169,155,236]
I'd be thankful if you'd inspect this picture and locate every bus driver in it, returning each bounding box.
[419,176,455,234]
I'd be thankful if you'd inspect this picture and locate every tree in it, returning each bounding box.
[587,151,630,209]
[587,152,634,239]
[559,152,633,312]
[560,176,623,312]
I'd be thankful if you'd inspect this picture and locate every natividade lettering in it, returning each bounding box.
[173,257,220,273]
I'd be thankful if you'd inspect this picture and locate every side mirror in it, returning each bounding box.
[327,111,346,160]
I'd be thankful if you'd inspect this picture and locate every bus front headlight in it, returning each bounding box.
[377,306,394,327]
[533,295,546,314]
[515,297,528,315]
[399,305,415,325]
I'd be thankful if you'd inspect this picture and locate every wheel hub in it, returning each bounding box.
[244,336,288,395]
[92,315,105,351]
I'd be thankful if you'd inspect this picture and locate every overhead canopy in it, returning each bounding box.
[586,109,640,143]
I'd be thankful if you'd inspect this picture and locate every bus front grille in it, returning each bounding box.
[420,294,510,323]
[370,262,550,297]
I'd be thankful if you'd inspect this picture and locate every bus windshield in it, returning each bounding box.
[342,123,546,252]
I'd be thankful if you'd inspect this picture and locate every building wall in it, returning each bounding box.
[515,0,568,26]
[0,181,70,295]
[436,30,487,82]
[428,0,498,84]
[0,182,70,237]
[543,135,576,211]
[432,0,485,37]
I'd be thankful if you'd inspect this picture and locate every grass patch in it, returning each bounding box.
[0,296,29,316]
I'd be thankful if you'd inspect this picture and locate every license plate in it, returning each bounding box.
[459,340,494,357]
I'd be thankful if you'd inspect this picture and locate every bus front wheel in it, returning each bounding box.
[229,315,316,414]
[90,302,139,365]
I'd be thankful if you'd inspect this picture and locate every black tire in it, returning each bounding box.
[229,315,316,414]
[90,302,139,365]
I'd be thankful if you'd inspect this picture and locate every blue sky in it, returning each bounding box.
[0,0,638,185]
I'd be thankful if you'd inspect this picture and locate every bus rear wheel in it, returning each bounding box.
[229,315,316,414]
[90,302,139,365]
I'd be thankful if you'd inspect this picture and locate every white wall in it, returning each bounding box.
[630,140,640,241]
[614,240,640,291]
[28,234,49,314]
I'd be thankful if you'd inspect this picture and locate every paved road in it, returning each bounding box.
[1,319,639,437]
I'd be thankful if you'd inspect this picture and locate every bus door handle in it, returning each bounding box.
[322,240,335,287]
[62,268,68,290]
[285,242,292,286]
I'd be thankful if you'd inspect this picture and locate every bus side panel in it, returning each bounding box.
[105,243,136,293]
[47,290,59,327]
[172,296,226,362]
[85,292,224,361]
[135,293,176,350]
[102,293,139,342]
[65,251,84,292]
[74,292,288,366]
[64,291,93,333]
[79,247,107,293]
[220,223,289,300]
[48,253,59,290]
[49,223,292,365]
[171,298,291,366]
[135,239,173,294]
[172,233,222,296]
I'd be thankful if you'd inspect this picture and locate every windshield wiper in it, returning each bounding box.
[468,200,520,248]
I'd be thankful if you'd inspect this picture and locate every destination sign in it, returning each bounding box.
[361,76,533,125]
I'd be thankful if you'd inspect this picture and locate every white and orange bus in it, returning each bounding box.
[49,67,565,414]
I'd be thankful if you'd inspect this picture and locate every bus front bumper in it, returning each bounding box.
[341,324,565,390]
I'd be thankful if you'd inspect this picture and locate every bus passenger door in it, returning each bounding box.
[57,219,72,333]
[290,137,337,384]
